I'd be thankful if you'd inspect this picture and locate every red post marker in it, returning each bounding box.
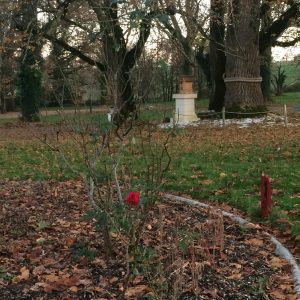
[261,175,272,218]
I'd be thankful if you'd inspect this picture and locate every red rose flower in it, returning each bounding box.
[125,192,140,206]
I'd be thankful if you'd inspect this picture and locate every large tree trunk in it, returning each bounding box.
[260,46,272,102]
[17,0,42,122]
[260,3,272,102]
[103,35,136,124]
[208,0,226,112]
[224,0,265,111]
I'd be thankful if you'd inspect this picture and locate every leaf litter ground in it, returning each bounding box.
[0,180,298,299]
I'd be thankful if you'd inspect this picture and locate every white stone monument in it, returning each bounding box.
[172,75,198,124]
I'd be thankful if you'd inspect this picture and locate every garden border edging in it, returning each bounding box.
[164,193,300,299]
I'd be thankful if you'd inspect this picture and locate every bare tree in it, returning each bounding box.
[38,0,175,124]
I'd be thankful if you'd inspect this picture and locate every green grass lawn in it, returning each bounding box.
[1,94,299,125]
[272,61,299,86]
[0,96,299,242]
[0,119,299,244]
[272,92,300,105]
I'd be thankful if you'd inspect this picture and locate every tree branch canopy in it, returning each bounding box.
[259,2,300,52]
[125,5,176,70]
[274,35,300,47]
[42,33,106,72]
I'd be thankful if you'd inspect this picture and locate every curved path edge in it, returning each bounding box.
[164,193,300,298]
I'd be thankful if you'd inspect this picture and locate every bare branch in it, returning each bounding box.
[42,32,106,72]
[274,36,300,47]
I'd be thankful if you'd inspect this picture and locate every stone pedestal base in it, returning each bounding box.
[173,93,198,124]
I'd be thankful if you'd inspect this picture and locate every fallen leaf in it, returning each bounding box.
[286,294,298,300]
[13,266,30,283]
[132,275,144,285]
[30,282,49,291]
[245,238,264,247]
[272,189,283,195]
[229,263,242,270]
[203,288,218,297]
[259,250,269,257]
[44,274,60,283]
[244,223,261,229]
[32,265,46,276]
[65,236,76,247]
[125,285,151,299]
[269,256,288,269]
[69,286,78,292]
[270,290,286,299]
[291,192,300,199]
[19,267,30,280]
[110,277,118,284]
[59,275,81,287]
[213,189,225,195]
[227,273,242,280]
[282,151,292,158]
[278,283,293,292]
[200,179,213,185]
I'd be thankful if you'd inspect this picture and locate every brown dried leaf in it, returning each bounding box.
[13,266,30,283]
[65,236,76,247]
[200,179,213,185]
[245,238,264,247]
[44,274,60,283]
[270,290,286,299]
[272,189,283,195]
[109,277,118,284]
[32,265,46,276]
[269,256,288,269]
[125,285,151,299]
[69,286,78,292]
[227,273,242,280]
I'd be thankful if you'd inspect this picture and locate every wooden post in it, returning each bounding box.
[284,104,288,127]
[173,110,176,127]
[222,107,225,127]
[261,174,272,218]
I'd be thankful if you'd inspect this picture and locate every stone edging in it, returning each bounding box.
[164,193,300,299]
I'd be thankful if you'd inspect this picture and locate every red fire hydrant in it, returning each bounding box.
[261,175,272,218]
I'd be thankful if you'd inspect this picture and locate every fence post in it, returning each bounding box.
[261,174,272,218]
[284,104,288,127]
[173,110,176,127]
[222,107,226,127]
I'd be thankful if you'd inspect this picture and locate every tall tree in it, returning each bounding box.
[260,0,272,102]
[15,0,42,121]
[208,0,226,111]
[224,0,264,110]
[0,1,15,113]
[210,0,300,110]
[259,0,300,100]
[158,0,209,79]
[40,0,175,124]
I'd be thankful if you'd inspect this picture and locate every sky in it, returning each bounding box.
[272,45,300,61]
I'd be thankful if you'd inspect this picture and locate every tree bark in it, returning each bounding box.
[224,0,264,110]
[16,0,42,121]
[260,46,272,102]
[208,0,226,111]
[260,1,272,102]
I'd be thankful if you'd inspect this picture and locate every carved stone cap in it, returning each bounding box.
[179,75,194,93]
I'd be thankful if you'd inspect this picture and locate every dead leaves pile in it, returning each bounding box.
[0,180,298,299]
